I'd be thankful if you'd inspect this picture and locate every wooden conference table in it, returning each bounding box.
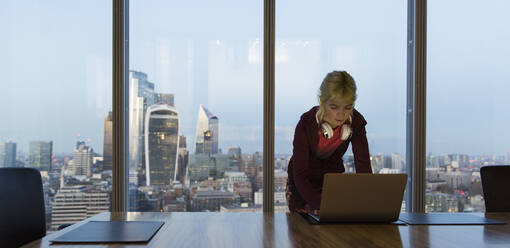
[24,212,510,248]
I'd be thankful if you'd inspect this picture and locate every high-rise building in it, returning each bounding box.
[103,111,113,171]
[213,154,230,178]
[177,148,189,184]
[0,141,17,168]
[70,141,93,177]
[28,141,53,171]
[194,104,218,155]
[228,147,243,171]
[154,93,174,106]
[189,154,213,182]
[179,135,187,148]
[51,185,109,231]
[129,70,155,174]
[176,135,189,184]
[145,104,179,185]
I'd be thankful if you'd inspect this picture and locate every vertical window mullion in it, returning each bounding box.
[112,0,129,212]
[409,0,427,213]
[406,0,416,213]
[263,0,275,213]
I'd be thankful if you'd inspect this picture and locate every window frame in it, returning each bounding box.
[112,0,426,213]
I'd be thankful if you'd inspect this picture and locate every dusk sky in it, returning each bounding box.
[1,0,509,157]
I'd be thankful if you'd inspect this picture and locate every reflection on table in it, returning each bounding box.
[23,212,510,248]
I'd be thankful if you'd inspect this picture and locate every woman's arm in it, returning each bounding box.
[291,119,322,209]
[351,125,373,173]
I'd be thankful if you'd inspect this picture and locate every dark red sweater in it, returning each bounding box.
[287,106,372,210]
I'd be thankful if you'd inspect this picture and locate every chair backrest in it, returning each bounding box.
[480,165,510,212]
[0,168,46,247]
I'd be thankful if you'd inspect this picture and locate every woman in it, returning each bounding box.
[286,70,372,213]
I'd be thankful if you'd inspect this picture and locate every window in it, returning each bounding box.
[0,0,112,231]
[275,0,408,211]
[128,0,263,212]
[426,0,510,212]
[5,1,498,216]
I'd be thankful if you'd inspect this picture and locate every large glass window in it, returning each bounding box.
[7,0,499,218]
[0,0,112,231]
[128,1,263,212]
[426,0,510,212]
[275,1,408,211]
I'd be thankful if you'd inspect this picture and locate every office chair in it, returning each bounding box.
[0,168,46,247]
[480,165,510,212]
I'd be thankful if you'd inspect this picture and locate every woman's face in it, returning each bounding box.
[324,97,354,128]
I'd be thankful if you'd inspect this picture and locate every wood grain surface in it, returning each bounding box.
[22,212,510,248]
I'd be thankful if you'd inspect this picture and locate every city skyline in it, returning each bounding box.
[3,131,507,230]
[2,64,510,158]
[1,0,509,156]
[3,0,510,234]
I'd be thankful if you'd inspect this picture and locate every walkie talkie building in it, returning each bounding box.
[144,104,180,186]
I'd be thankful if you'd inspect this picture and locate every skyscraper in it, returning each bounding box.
[103,111,113,171]
[194,104,219,155]
[0,141,17,168]
[70,141,93,177]
[129,70,155,174]
[214,154,231,178]
[188,154,213,182]
[28,141,53,171]
[176,135,189,184]
[145,104,180,185]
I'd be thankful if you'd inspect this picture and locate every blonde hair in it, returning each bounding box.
[317,71,357,122]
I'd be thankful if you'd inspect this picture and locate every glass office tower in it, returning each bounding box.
[194,104,219,155]
[28,141,53,171]
[0,141,17,168]
[144,104,180,185]
[103,111,113,171]
[129,70,155,174]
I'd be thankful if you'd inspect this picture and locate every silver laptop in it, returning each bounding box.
[309,173,407,223]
